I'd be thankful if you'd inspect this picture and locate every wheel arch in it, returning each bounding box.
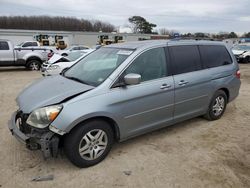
[66,116,120,141]
[26,56,42,65]
[218,88,229,102]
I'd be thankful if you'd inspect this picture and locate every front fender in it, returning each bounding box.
[66,111,119,133]
[50,104,121,134]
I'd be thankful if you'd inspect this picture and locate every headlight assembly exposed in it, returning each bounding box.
[48,64,59,70]
[26,105,62,128]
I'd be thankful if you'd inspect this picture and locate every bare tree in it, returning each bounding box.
[0,16,115,32]
[158,28,170,35]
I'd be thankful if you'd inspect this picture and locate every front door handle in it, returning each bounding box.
[160,83,171,89]
[178,80,189,86]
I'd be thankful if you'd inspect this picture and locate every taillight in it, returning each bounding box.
[48,52,54,60]
[236,70,241,79]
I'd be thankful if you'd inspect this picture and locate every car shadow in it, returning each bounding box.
[112,117,206,150]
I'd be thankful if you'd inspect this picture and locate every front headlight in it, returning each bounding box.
[47,64,59,70]
[26,105,62,129]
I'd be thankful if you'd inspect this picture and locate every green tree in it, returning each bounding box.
[128,16,156,34]
[228,32,238,38]
[243,32,250,38]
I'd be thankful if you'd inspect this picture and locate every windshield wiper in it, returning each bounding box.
[64,76,89,85]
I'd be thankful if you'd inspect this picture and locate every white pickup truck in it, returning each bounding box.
[0,39,52,70]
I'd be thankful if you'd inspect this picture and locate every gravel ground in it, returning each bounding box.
[0,65,249,188]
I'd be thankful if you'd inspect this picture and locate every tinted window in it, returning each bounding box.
[199,45,232,68]
[0,41,9,50]
[22,42,32,47]
[125,47,167,82]
[22,42,37,47]
[79,46,89,50]
[31,42,38,46]
[169,45,202,75]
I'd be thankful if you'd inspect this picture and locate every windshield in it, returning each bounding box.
[66,51,87,61]
[64,47,133,86]
[233,45,250,51]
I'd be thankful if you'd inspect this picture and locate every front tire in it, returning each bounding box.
[64,120,114,168]
[243,56,250,63]
[204,90,227,121]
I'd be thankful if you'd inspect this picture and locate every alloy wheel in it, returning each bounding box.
[212,96,225,116]
[78,129,108,160]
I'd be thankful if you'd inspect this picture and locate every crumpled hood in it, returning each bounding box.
[17,75,94,113]
[232,49,245,55]
[48,54,65,64]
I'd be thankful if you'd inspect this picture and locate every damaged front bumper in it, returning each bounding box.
[8,111,60,158]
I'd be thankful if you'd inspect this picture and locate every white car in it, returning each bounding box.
[232,44,250,63]
[59,45,90,56]
[42,49,94,76]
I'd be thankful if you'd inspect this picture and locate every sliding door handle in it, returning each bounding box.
[160,83,171,89]
[178,80,189,86]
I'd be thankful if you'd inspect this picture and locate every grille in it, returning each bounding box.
[16,111,31,134]
[42,63,49,68]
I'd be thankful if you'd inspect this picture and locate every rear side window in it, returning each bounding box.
[22,42,31,47]
[22,42,37,47]
[169,45,202,75]
[0,41,9,50]
[79,46,89,50]
[199,45,232,68]
[31,42,38,46]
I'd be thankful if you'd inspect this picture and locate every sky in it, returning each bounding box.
[0,0,250,34]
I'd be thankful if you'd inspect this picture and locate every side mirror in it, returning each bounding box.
[124,73,141,85]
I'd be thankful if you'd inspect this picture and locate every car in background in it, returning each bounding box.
[59,45,90,56]
[0,39,51,70]
[232,44,250,63]
[41,49,94,76]
[15,41,40,48]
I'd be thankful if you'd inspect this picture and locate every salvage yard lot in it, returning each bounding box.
[0,65,249,188]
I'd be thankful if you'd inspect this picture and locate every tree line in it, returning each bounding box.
[0,16,115,32]
[0,15,249,39]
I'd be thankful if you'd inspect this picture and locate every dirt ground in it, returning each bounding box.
[0,65,249,188]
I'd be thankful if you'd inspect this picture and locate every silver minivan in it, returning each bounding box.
[8,40,241,167]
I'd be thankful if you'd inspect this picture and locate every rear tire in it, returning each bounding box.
[243,56,250,63]
[64,120,114,168]
[204,90,227,121]
[26,60,41,71]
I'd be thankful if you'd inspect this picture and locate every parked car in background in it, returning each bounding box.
[8,40,240,168]
[0,39,51,70]
[41,49,94,76]
[16,41,40,48]
[232,44,250,63]
[59,45,90,56]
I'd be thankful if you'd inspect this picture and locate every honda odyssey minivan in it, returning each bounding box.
[8,40,241,167]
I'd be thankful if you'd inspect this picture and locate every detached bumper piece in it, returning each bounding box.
[8,111,60,158]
